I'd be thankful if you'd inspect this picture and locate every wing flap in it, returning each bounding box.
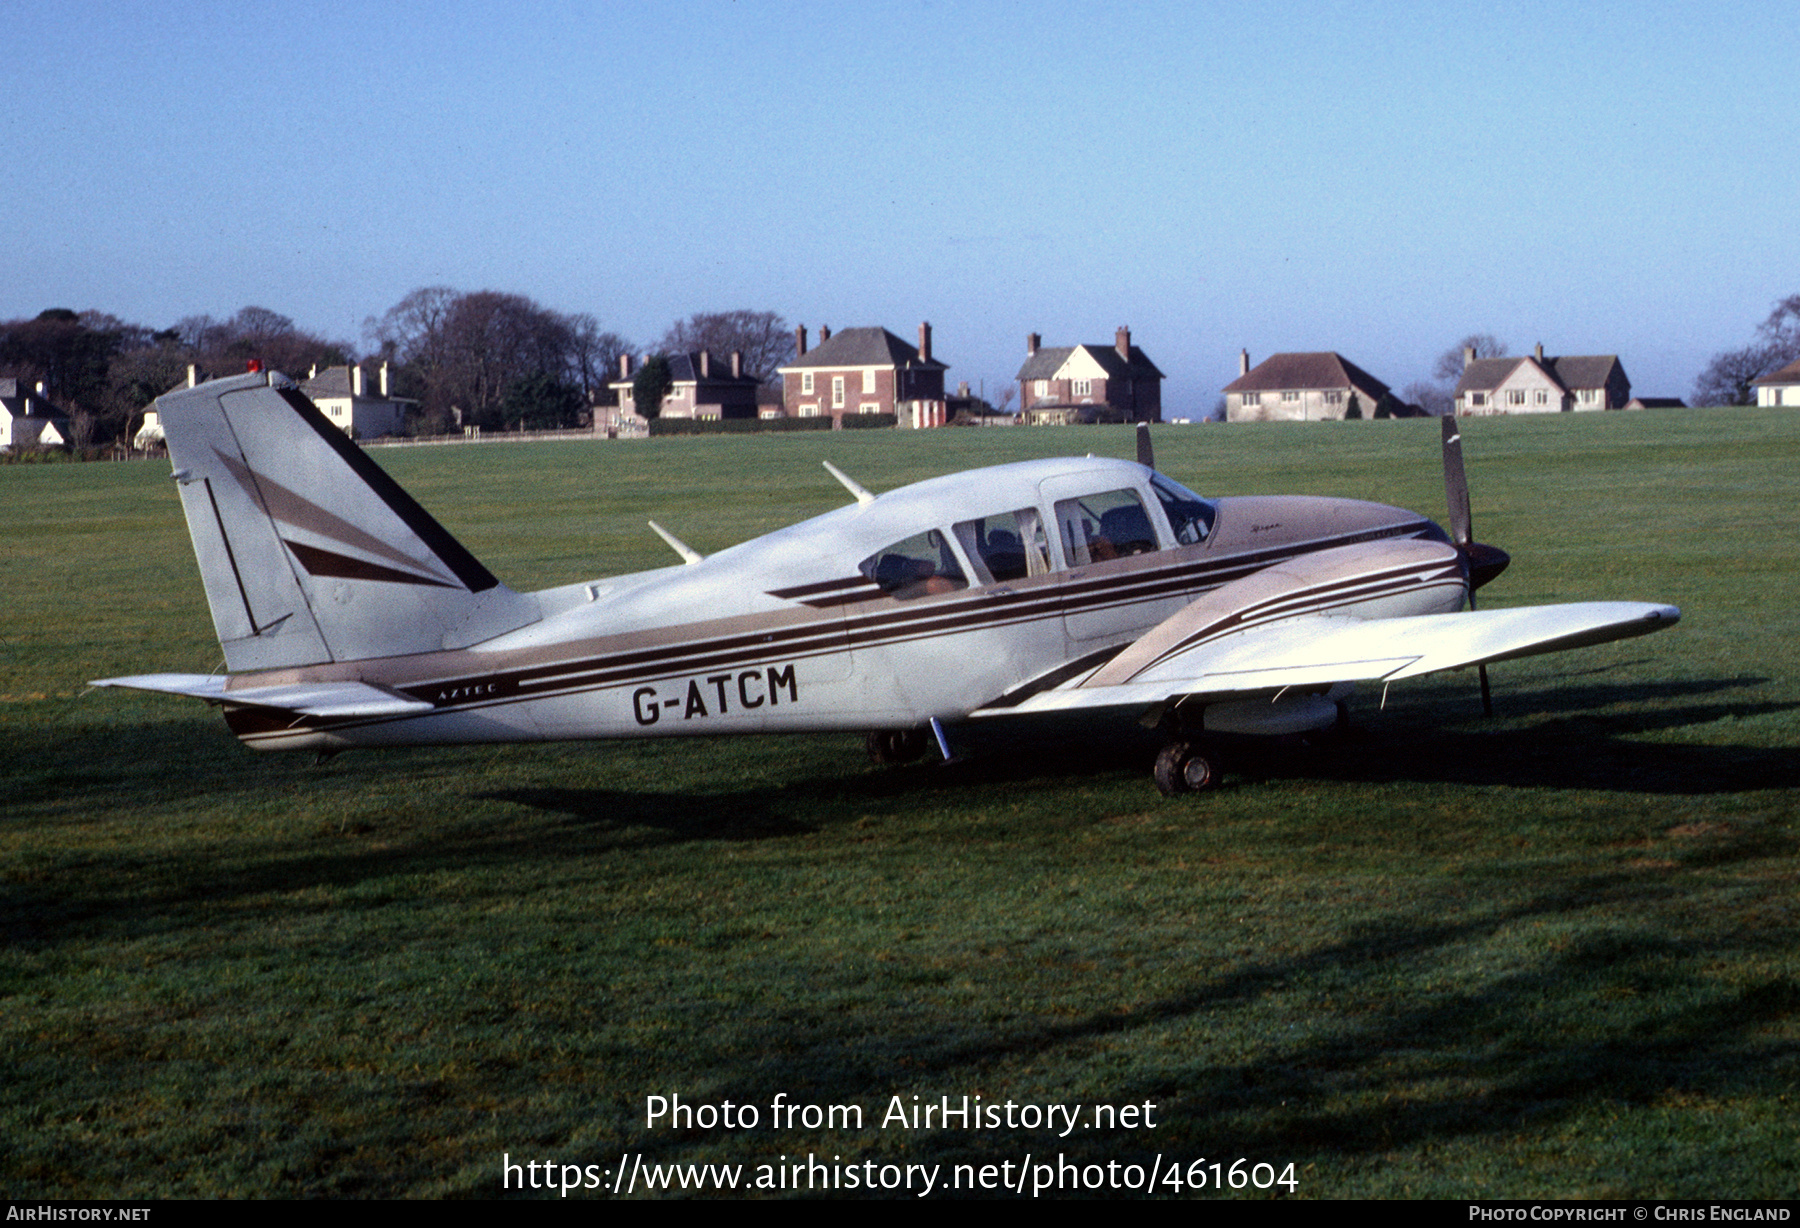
[91,673,434,718]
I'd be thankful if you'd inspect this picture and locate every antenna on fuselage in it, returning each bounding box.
[647,520,704,565]
[1136,421,1156,471]
[822,460,876,507]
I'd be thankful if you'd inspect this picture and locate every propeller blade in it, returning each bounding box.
[1442,414,1472,545]
[1442,415,1493,714]
[1136,421,1155,471]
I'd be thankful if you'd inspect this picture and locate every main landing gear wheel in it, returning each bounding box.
[1153,740,1217,796]
[866,727,929,765]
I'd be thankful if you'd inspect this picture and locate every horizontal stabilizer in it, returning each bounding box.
[90,673,434,718]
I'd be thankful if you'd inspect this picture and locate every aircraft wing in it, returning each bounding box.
[975,601,1681,717]
[89,673,434,718]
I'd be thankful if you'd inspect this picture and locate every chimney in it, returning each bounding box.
[309,363,318,379]
[795,324,807,357]
[1239,348,1249,377]
[1116,326,1131,360]
[1534,342,1544,361]
[620,353,632,379]
[352,364,365,397]
[187,364,198,388]
[730,350,742,379]
[819,324,831,343]
[958,381,970,397]
[380,361,390,397]
[1463,346,1475,370]
[918,321,932,363]
[1027,332,1040,355]
[700,350,710,378]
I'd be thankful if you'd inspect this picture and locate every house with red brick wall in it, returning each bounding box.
[1016,328,1163,425]
[777,323,949,428]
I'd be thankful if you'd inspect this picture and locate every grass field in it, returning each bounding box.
[3,409,1797,1198]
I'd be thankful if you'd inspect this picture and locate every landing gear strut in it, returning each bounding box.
[1153,740,1218,796]
[866,727,929,765]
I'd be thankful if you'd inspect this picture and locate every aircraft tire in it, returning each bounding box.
[1154,741,1217,796]
[866,727,929,765]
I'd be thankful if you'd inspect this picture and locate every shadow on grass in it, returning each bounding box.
[600,874,1800,1192]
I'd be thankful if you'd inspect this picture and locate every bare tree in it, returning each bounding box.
[367,287,608,430]
[1758,293,1800,359]
[1401,380,1453,417]
[657,310,792,384]
[564,313,633,402]
[1432,334,1509,383]
[1692,343,1779,407]
[1690,293,1800,407]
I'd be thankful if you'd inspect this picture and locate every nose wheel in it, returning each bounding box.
[1153,740,1218,796]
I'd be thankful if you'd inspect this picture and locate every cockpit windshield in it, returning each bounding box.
[1151,474,1217,544]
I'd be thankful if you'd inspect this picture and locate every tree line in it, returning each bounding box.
[0,293,795,445]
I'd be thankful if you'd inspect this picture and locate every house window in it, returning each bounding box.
[1034,379,1048,398]
[798,403,820,417]
[862,370,876,394]
[860,403,879,415]
[801,372,814,395]
[1579,388,1599,404]
[1535,389,1548,405]
[831,376,846,408]
[1324,391,1343,405]
[1469,392,1486,407]
[1281,390,1300,402]
[1508,390,1526,405]
[1242,392,1261,407]
[1073,379,1092,396]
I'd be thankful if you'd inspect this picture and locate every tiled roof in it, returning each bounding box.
[782,327,946,371]
[1452,357,1522,394]
[1015,344,1164,382]
[1547,355,1621,390]
[1223,352,1389,399]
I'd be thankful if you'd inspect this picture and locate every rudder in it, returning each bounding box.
[157,370,538,670]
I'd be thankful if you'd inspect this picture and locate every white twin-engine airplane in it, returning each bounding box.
[94,368,1680,795]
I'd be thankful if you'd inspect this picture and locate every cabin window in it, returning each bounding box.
[1150,474,1217,544]
[1055,489,1158,566]
[953,508,1052,584]
[860,529,968,600]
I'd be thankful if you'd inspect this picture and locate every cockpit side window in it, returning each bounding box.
[952,508,1052,585]
[1055,489,1159,566]
[859,529,968,600]
[1151,474,1217,545]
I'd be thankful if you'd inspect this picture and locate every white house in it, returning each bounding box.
[1752,357,1800,407]
[0,379,69,450]
[1454,346,1631,415]
[299,363,410,438]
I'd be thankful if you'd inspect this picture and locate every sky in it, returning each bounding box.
[4,0,1796,413]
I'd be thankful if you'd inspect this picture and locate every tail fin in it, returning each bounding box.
[156,370,538,670]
